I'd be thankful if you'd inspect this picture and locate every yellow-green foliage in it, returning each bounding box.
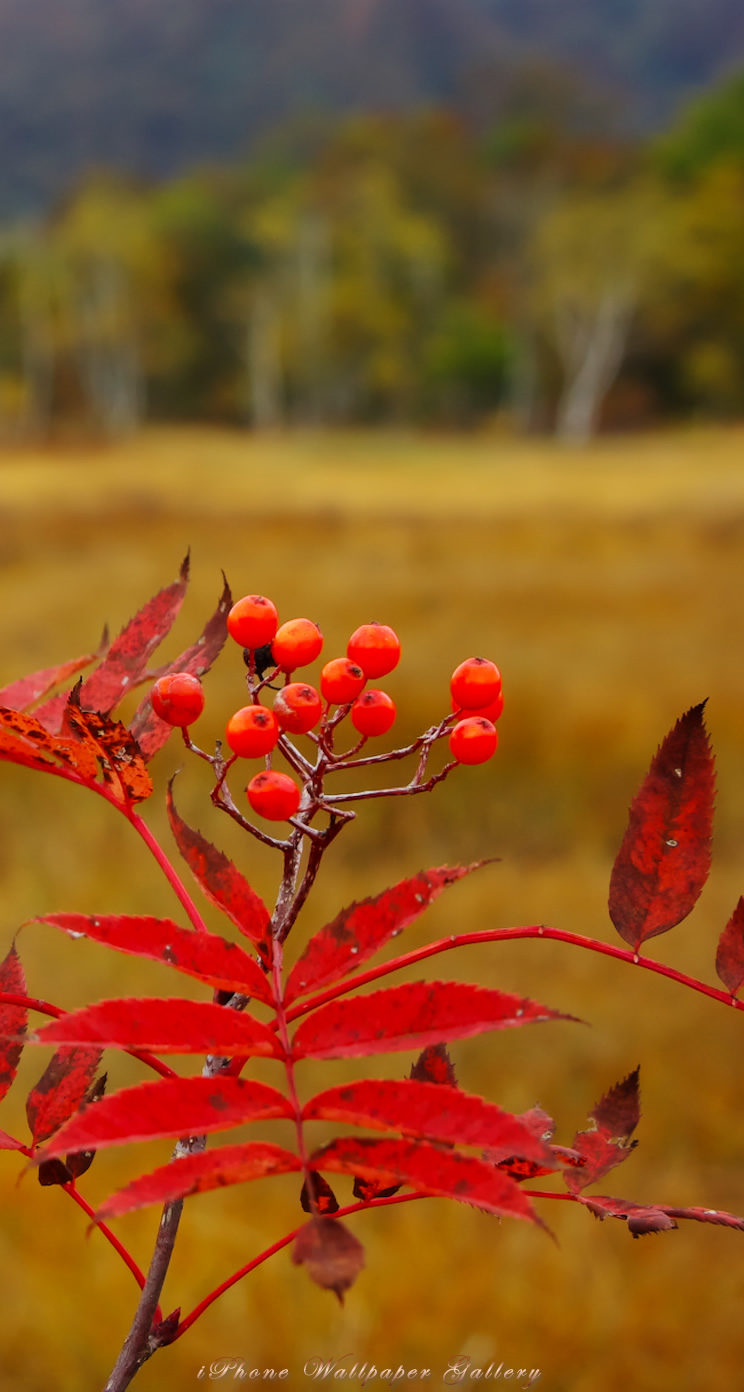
[1,426,743,1391]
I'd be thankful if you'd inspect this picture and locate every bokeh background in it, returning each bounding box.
[2,5,744,1391]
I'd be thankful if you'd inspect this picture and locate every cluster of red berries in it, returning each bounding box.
[149,593,503,823]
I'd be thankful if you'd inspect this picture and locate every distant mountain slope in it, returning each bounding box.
[2,0,743,214]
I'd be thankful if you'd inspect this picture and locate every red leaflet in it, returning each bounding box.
[609,703,714,950]
[25,1046,103,1146]
[96,1142,302,1220]
[0,707,99,783]
[564,1068,641,1195]
[131,577,232,761]
[0,650,100,712]
[285,864,484,1005]
[0,946,27,1104]
[581,1194,679,1235]
[410,1042,457,1085]
[62,690,153,804]
[36,1076,294,1158]
[36,913,273,1004]
[300,1173,340,1215]
[33,997,285,1058]
[303,1080,554,1165]
[292,980,575,1061]
[292,1217,364,1302]
[715,897,744,994]
[167,785,271,956]
[310,1136,542,1225]
[0,1130,25,1151]
[76,554,191,715]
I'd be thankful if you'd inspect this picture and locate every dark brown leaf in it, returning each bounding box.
[565,1068,641,1194]
[300,1172,340,1214]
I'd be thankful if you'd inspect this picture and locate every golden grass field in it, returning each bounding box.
[1,425,744,1392]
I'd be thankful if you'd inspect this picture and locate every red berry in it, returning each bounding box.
[449,717,498,765]
[272,618,323,672]
[247,770,301,821]
[320,658,366,705]
[347,622,401,678]
[450,657,502,710]
[226,705,279,757]
[150,672,205,727]
[273,683,323,734]
[452,687,504,723]
[227,595,278,649]
[351,689,396,737]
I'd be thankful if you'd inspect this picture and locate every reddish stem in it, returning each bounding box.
[125,808,211,934]
[283,925,743,1023]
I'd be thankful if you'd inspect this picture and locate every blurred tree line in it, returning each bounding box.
[1,64,743,443]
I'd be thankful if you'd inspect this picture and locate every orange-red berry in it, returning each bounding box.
[321,657,366,705]
[450,657,502,710]
[452,687,504,723]
[151,672,205,726]
[449,716,498,765]
[226,705,279,757]
[271,618,323,672]
[351,689,397,737]
[227,595,278,649]
[347,622,401,678]
[273,683,323,734]
[247,770,301,821]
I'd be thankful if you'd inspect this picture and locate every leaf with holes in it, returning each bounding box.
[26,1046,103,1146]
[32,997,284,1058]
[167,784,271,956]
[96,1142,302,1219]
[292,980,576,1061]
[310,1136,544,1226]
[303,1079,554,1165]
[715,898,744,995]
[36,1076,294,1158]
[62,689,152,804]
[609,704,714,950]
[0,946,27,1103]
[131,575,232,760]
[564,1068,641,1194]
[285,864,487,1005]
[0,707,99,783]
[35,913,273,1003]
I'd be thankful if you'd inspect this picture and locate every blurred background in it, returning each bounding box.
[1,3,744,1390]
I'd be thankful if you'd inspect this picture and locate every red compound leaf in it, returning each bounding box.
[96,1142,302,1219]
[609,703,714,950]
[32,997,284,1059]
[36,1076,294,1158]
[167,784,271,958]
[75,554,191,716]
[302,1079,554,1165]
[292,1217,364,1303]
[35,913,273,1004]
[291,980,576,1061]
[131,575,232,760]
[0,946,27,1104]
[285,864,485,1005]
[565,1068,641,1195]
[310,1136,544,1226]
[578,1193,744,1238]
[25,1045,103,1146]
[715,897,744,995]
[62,687,153,804]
